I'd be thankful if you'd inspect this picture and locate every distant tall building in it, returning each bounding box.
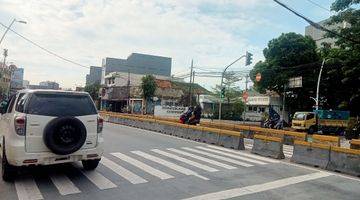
[10,67,24,90]
[86,66,102,86]
[305,19,350,47]
[23,80,29,88]
[39,81,60,90]
[101,53,172,84]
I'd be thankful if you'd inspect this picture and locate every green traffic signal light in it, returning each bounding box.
[221,87,225,98]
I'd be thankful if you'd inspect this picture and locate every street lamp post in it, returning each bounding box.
[218,55,246,120]
[0,18,27,47]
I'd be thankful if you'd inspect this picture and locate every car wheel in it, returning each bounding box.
[82,159,100,170]
[2,139,17,182]
[308,126,316,134]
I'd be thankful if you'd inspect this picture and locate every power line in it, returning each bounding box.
[0,21,89,69]
[273,0,360,45]
[305,0,332,12]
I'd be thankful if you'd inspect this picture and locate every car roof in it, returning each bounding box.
[18,89,89,95]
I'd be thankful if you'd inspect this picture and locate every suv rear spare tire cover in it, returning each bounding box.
[44,117,87,155]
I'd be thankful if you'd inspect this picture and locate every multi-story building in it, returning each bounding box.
[85,66,102,86]
[38,81,60,90]
[22,80,29,88]
[101,72,208,114]
[305,19,350,47]
[10,67,24,92]
[101,53,172,84]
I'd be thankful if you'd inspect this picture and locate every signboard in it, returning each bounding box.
[154,106,187,118]
[246,96,270,105]
[288,77,302,88]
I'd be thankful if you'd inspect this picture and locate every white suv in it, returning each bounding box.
[0,89,104,181]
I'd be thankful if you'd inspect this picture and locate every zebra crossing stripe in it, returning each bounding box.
[49,174,81,195]
[111,152,174,180]
[182,147,253,167]
[131,150,209,180]
[15,177,43,200]
[167,148,237,170]
[151,149,219,172]
[100,157,148,184]
[196,146,268,165]
[206,145,280,163]
[81,170,117,190]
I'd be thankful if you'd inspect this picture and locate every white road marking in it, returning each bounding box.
[100,156,148,184]
[81,170,117,190]
[49,174,81,195]
[131,150,209,180]
[151,149,219,172]
[182,147,253,167]
[111,152,174,180]
[196,146,268,165]
[206,145,280,163]
[182,172,331,200]
[15,177,43,200]
[168,148,237,170]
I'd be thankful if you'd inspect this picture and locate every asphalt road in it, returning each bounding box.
[1,122,359,200]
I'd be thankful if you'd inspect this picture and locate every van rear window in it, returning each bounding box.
[26,93,97,116]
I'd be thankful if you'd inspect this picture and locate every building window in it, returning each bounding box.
[253,107,258,112]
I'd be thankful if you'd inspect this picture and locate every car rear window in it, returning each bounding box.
[26,93,97,116]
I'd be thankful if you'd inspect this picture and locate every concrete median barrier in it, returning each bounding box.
[312,135,340,147]
[283,131,307,145]
[187,125,203,141]
[290,141,330,169]
[172,124,189,138]
[152,121,166,133]
[350,139,360,150]
[251,135,285,159]
[326,147,360,177]
[160,121,178,135]
[218,129,245,150]
[200,127,220,144]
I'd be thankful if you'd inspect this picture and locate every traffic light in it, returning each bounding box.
[245,51,253,66]
[220,87,226,98]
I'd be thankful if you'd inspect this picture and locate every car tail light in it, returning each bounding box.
[14,115,26,136]
[97,116,103,133]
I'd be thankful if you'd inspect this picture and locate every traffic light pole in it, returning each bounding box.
[218,55,246,121]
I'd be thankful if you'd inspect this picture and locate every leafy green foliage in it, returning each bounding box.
[250,33,320,112]
[322,0,360,115]
[141,75,157,100]
[84,83,100,101]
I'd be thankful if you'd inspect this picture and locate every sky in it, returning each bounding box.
[0,0,335,90]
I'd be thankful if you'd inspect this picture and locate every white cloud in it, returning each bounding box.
[0,0,272,89]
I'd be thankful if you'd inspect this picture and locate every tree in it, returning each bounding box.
[212,73,245,120]
[84,83,100,101]
[141,75,157,114]
[250,32,320,112]
[320,0,360,116]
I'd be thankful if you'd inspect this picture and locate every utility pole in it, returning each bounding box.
[282,85,286,121]
[316,59,325,111]
[245,74,250,91]
[219,54,247,120]
[127,70,131,113]
[189,59,194,107]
